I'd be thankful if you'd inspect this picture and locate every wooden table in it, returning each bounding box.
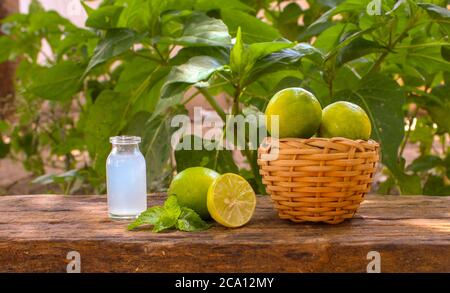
[0,194,449,272]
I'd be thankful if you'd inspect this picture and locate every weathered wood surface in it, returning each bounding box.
[0,194,449,272]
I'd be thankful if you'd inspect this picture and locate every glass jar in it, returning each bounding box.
[106,136,147,220]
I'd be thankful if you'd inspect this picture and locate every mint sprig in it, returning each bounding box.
[127,195,212,232]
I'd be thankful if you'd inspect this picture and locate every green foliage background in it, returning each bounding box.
[0,0,449,195]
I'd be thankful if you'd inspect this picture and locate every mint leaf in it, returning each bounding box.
[127,206,165,230]
[152,212,178,232]
[176,207,212,232]
[164,195,182,218]
[127,195,212,233]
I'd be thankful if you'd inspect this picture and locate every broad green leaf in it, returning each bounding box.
[85,90,129,177]
[403,45,450,74]
[337,37,386,65]
[242,69,304,110]
[27,62,84,101]
[159,13,231,47]
[221,8,280,43]
[85,5,124,29]
[176,207,212,231]
[175,135,239,174]
[299,8,335,41]
[28,10,77,34]
[245,43,323,85]
[246,42,295,68]
[326,28,378,60]
[55,29,98,58]
[334,0,371,14]
[409,117,435,155]
[195,0,253,12]
[171,46,229,65]
[407,155,443,173]
[314,23,357,54]
[123,111,152,137]
[337,74,421,194]
[418,3,450,18]
[333,65,361,92]
[274,2,304,40]
[140,108,187,191]
[84,29,141,75]
[116,0,195,35]
[114,56,158,93]
[122,111,174,192]
[151,94,185,119]
[114,56,170,114]
[161,56,224,99]
[116,0,151,32]
[427,84,450,134]
[423,175,450,196]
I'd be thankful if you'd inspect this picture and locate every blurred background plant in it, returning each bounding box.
[0,0,449,195]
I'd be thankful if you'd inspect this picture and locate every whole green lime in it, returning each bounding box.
[265,88,322,138]
[167,167,219,219]
[319,101,372,140]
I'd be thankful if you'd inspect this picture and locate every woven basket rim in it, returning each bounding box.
[263,136,380,145]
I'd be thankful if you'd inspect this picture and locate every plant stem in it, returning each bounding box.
[368,18,415,75]
[243,148,266,194]
[152,44,167,64]
[183,82,229,106]
[232,85,241,115]
[182,90,201,106]
[399,106,419,160]
[197,88,226,121]
[232,85,265,194]
[396,42,450,49]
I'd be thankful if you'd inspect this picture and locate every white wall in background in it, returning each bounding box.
[19,0,100,26]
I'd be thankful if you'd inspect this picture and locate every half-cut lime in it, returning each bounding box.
[207,173,256,228]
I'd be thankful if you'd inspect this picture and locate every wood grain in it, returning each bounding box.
[0,194,449,272]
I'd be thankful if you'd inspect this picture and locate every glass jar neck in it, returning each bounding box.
[111,143,140,154]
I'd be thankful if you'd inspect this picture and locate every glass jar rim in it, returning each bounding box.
[110,136,141,145]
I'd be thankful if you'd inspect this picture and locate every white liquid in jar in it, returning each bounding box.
[106,150,147,219]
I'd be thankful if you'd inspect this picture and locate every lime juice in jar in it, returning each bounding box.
[106,136,147,220]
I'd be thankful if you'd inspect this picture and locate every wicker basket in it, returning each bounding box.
[257,137,380,224]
